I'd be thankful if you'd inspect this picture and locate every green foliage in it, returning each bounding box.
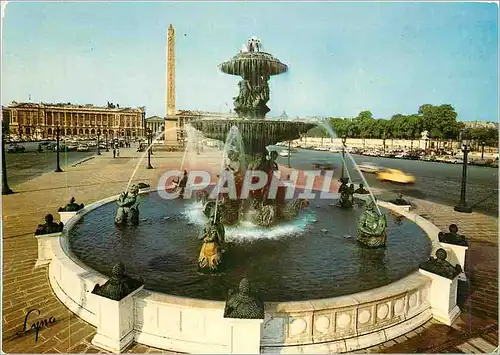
[305,105,473,142]
[468,127,498,147]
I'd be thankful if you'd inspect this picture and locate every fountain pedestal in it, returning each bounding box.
[227,318,264,354]
[34,232,62,268]
[440,242,468,281]
[91,286,144,353]
[419,269,460,325]
[59,211,78,224]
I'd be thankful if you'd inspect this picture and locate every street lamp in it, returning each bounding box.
[55,126,63,172]
[454,130,472,213]
[2,131,14,195]
[97,129,101,155]
[340,135,347,181]
[287,140,291,168]
[105,131,109,152]
[146,128,153,169]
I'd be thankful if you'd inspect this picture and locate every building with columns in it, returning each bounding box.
[3,102,146,139]
[145,115,164,134]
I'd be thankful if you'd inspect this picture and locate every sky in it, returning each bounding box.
[1,1,498,121]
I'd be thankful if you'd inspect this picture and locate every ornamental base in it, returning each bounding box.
[58,211,78,224]
[440,242,468,282]
[227,318,264,354]
[34,232,62,268]
[91,330,135,353]
[454,203,472,213]
[419,269,460,326]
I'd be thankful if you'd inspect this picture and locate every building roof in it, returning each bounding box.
[7,101,145,112]
[145,115,164,122]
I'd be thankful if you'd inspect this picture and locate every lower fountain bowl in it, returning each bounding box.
[48,188,440,353]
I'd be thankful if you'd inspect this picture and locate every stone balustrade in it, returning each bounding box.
[44,194,457,354]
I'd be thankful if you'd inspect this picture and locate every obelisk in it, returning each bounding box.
[164,24,177,145]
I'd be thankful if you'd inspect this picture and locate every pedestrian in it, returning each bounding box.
[116,148,120,158]
[113,148,116,158]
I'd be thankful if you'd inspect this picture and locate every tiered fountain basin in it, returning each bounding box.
[189,120,316,155]
[48,188,443,354]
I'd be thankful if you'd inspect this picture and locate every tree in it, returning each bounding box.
[418,104,460,140]
[357,110,373,121]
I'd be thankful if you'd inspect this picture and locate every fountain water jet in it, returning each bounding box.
[315,118,381,214]
[126,127,177,191]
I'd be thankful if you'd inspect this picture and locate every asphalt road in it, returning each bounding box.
[4,141,97,187]
[275,148,498,217]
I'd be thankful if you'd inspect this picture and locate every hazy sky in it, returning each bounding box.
[2,2,498,121]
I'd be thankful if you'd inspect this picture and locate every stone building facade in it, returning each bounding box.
[3,102,146,139]
[145,115,165,134]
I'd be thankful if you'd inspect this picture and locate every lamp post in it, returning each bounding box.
[105,131,109,152]
[287,140,291,168]
[2,131,14,195]
[146,128,153,169]
[55,126,63,172]
[97,130,101,155]
[454,130,472,213]
[341,135,347,181]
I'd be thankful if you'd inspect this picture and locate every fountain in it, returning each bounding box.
[44,36,459,354]
[189,37,316,230]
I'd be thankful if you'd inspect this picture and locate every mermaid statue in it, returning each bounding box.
[357,200,388,248]
[198,202,226,272]
[115,185,140,226]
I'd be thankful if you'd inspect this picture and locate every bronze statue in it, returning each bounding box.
[223,278,264,319]
[338,178,353,208]
[438,224,468,247]
[198,204,226,272]
[115,185,140,225]
[419,248,462,279]
[357,201,388,248]
[391,193,410,206]
[58,197,84,212]
[354,183,369,195]
[177,170,189,198]
[92,262,142,301]
[282,198,309,221]
[35,214,64,235]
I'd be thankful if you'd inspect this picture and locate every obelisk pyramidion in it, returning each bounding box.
[164,24,177,145]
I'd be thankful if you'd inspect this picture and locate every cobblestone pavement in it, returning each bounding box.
[1,149,498,353]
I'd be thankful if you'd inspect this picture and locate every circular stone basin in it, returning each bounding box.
[67,191,431,302]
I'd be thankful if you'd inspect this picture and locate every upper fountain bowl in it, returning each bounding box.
[219,36,288,78]
[219,52,288,77]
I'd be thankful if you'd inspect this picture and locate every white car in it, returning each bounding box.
[358,162,383,173]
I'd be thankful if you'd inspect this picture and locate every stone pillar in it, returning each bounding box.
[418,249,462,326]
[34,232,62,268]
[165,24,178,146]
[91,286,143,353]
[440,242,468,281]
[228,318,263,354]
[419,269,460,325]
[58,211,78,224]
[223,279,265,354]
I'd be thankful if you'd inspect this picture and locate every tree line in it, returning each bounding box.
[307,104,498,148]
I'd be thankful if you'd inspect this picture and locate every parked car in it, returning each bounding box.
[358,162,383,174]
[7,143,25,153]
[376,168,415,184]
[77,144,89,152]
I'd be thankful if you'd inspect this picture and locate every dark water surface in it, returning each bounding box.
[68,191,431,301]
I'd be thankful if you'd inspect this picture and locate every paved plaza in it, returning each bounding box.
[2,148,498,353]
